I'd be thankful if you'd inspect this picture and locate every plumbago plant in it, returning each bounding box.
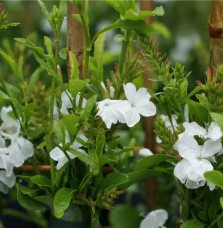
[140,36,223,227]
[0,0,171,227]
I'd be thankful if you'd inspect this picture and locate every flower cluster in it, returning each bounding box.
[97,83,156,128]
[174,121,222,189]
[0,107,34,193]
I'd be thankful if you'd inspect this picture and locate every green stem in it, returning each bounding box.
[119,29,132,78]
[185,188,191,220]
[91,207,99,228]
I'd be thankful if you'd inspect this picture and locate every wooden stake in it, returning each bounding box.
[140,0,157,211]
[67,1,85,78]
[209,0,223,70]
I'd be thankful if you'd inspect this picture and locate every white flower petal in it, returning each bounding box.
[174,134,201,159]
[8,143,25,167]
[201,139,222,159]
[133,87,151,106]
[207,122,222,141]
[17,137,34,160]
[76,93,87,108]
[56,156,69,169]
[122,107,140,127]
[50,147,65,161]
[135,101,156,117]
[140,209,168,228]
[0,170,16,188]
[124,83,136,104]
[174,159,190,184]
[138,148,153,157]
[183,122,206,137]
[61,91,73,114]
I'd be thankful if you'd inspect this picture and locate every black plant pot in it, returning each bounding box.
[49,205,91,228]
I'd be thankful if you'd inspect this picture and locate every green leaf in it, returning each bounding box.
[0,50,18,76]
[101,172,129,190]
[18,56,24,80]
[134,154,170,171]
[69,51,79,80]
[44,36,53,55]
[92,19,165,46]
[78,172,92,193]
[120,169,161,189]
[186,99,208,122]
[106,0,126,15]
[151,22,170,38]
[35,196,54,210]
[69,79,89,101]
[180,80,188,99]
[80,95,97,121]
[187,86,202,98]
[72,14,82,25]
[109,205,141,228]
[30,175,52,188]
[19,185,39,195]
[68,147,96,168]
[54,119,66,144]
[123,6,164,21]
[204,170,223,190]
[210,112,223,132]
[15,38,44,54]
[38,0,51,23]
[59,48,67,60]
[17,185,47,212]
[54,188,76,218]
[196,93,211,110]
[28,67,44,93]
[181,220,204,228]
[63,114,80,138]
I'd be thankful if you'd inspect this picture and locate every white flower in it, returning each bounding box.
[140,209,168,228]
[50,132,87,169]
[0,170,16,194]
[123,83,156,127]
[61,91,87,114]
[97,83,156,128]
[182,121,222,142]
[138,148,153,157]
[0,106,20,143]
[0,106,34,193]
[97,99,124,129]
[174,134,222,189]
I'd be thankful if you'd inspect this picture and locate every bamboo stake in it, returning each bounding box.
[140,0,157,211]
[208,0,223,70]
[67,1,85,78]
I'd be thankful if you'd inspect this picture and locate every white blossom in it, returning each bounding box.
[174,134,222,189]
[182,121,222,142]
[0,106,34,193]
[140,209,168,228]
[138,148,153,157]
[61,91,87,114]
[50,132,87,169]
[97,83,156,128]
[97,99,124,129]
[123,83,156,127]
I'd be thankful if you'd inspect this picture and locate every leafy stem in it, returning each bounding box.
[91,207,99,228]
[119,29,132,78]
